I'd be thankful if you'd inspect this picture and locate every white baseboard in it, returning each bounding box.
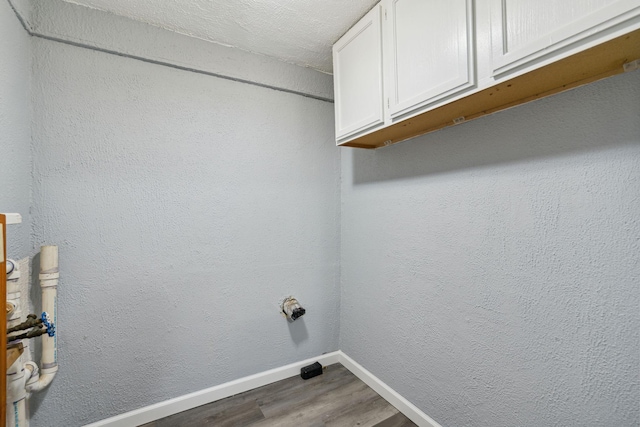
[85,350,440,427]
[84,352,341,427]
[337,352,442,427]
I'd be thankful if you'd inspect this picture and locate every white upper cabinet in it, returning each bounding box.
[385,0,476,120]
[490,0,640,76]
[333,5,384,142]
[332,0,639,148]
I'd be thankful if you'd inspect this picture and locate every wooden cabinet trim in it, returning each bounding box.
[1,214,7,427]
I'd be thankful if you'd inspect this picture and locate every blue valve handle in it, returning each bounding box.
[41,312,55,337]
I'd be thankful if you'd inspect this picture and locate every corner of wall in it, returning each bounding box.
[6,0,34,34]
[1,0,33,258]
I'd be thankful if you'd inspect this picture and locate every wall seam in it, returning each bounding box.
[6,0,334,104]
[30,31,335,103]
[6,0,32,34]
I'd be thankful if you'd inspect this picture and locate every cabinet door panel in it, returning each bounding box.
[333,6,384,141]
[491,0,640,76]
[388,0,475,120]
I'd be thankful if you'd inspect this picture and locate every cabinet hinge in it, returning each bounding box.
[387,98,390,108]
[384,9,387,20]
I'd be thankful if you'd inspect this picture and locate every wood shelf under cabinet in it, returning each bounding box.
[341,29,640,149]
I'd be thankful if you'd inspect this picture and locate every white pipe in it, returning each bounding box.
[6,259,21,323]
[25,246,59,393]
[6,365,28,427]
[5,248,59,427]
[6,259,29,427]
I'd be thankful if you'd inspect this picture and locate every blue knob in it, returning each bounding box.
[41,312,56,337]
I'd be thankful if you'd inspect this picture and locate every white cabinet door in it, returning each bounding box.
[386,0,475,120]
[491,0,640,77]
[333,5,385,142]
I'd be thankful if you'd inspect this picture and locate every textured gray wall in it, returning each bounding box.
[340,71,640,427]
[30,37,340,426]
[11,0,334,102]
[0,0,32,257]
[8,1,640,425]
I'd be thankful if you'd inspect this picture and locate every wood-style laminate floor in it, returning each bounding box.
[141,364,417,427]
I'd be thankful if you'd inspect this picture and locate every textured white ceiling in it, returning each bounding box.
[61,0,378,73]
